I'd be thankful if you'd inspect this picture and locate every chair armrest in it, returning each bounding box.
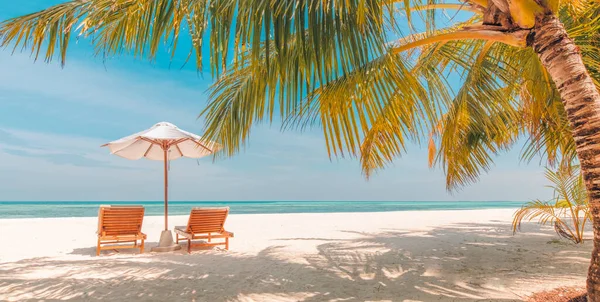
[222,230,234,237]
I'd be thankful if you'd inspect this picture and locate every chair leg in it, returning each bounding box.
[187,239,191,254]
[208,233,211,243]
[175,233,179,244]
[97,238,101,256]
[225,237,229,250]
[140,239,145,254]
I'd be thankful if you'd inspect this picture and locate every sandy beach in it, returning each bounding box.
[0,209,591,301]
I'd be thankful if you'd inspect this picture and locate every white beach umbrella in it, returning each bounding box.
[102,122,221,252]
[105,121,218,161]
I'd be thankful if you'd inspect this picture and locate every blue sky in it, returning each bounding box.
[0,1,552,201]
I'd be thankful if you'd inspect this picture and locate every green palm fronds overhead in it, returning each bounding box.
[1,1,599,190]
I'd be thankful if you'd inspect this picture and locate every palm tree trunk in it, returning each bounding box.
[531,15,600,301]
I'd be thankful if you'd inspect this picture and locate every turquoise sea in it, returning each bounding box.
[0,201,525,219]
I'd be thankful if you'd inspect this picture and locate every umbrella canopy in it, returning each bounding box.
[103,122,219,160]
[102,122,221,234]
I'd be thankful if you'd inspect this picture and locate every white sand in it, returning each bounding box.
[0,209,591,301]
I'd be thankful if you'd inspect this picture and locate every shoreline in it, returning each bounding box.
[0,208,590,301]
[0,207,523,220]
[0,200,527,203]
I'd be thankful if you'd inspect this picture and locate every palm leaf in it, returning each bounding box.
[0,0,388,77]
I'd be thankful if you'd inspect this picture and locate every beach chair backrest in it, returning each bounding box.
[98,205,145,236]
[187,207,229,234]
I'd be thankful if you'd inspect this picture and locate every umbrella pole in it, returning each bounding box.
[151,145,181,252]
[164,147,168,231]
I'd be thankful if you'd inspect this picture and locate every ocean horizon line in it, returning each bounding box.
[0,200,527,203]
[0,200,526,219]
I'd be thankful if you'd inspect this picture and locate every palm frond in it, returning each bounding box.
[0,0,388,77]
[421,40,522,188]
[513,200,566,231]
[425,3,599,189]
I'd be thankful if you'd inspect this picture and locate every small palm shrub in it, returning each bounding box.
[512,166,590,244]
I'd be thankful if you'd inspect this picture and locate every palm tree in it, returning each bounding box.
[2,0,600,298]
[513,166,591,244]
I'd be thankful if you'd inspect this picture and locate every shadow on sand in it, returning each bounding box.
[0,221,591,301]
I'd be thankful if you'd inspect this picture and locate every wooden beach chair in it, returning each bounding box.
[175,207,234,253]
[96,205,147,256]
